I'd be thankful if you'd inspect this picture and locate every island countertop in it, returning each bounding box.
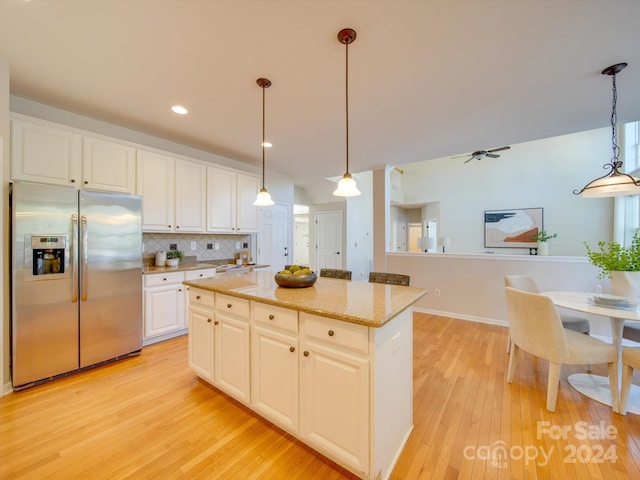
[183,270,427,328]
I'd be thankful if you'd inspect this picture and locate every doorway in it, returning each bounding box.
[315,210,343,269]
[257,204,289,271]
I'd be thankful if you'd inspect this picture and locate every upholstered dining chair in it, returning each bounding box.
[621,346,640,415]
[368,272,410,286]
[623,322,640,343]
[505,287,619,413]
[504,275,591,353]
[319,268,352,280]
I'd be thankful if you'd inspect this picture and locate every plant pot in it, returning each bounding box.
[537,241,549,256]
[166,258,179,267]
[610,271,640,302]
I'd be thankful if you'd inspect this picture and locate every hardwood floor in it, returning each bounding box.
[1,313,640,479]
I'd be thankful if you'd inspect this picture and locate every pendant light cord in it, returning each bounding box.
[345,39,350,175]
[611,73,621,168]
[262,84,266,188]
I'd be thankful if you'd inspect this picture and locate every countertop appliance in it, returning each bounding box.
[11,182,143,390]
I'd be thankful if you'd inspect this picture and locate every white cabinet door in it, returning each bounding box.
[137,149,175,232]
[175,159,206,232]
[189,307,215,383]
[82,136,136,194]
[300,338,369,475]
[11,118,82,186]
[206,165,236,232]
[144,283,185,338]
[236,173,259,232]
[251,324,299,432]
[214,314,251,404]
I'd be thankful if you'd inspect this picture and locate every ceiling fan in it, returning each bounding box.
[453,146,511,163]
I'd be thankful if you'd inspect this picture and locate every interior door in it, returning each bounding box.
[315,211,342,269]
[258,204,289,271]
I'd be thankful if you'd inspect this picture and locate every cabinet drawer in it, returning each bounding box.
[301,312,368,354]
[216,293,250,319]
[144,271,184,288]
[190,288,214,309]
[251,301,298,333]
[184,268,216,281]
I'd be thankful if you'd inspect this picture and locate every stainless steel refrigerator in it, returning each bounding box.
[11,182,143,389]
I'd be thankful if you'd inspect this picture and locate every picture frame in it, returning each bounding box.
[484,207,543,248]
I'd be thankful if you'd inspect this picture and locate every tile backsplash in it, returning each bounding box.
[143,233,255,265]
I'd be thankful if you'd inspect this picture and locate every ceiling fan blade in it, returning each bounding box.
[451,154,472,159]
[485,153,500,158]
[487,146,510,153]
[463,157,474,163]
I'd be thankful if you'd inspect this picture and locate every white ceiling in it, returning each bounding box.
[1,0,640,200]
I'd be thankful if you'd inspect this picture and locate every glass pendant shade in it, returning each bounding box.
[333,172,361,197]
[580,170,640,198]
[253,187,275,206]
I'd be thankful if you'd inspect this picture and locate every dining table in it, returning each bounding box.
[544,290,640,414]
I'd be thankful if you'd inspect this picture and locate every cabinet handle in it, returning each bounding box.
[214,320,219,325]
[303,351,309,357]
[328,330,335,337]
[268,314,274,320]
[207,318,212,323]
[196,295,201,300]
[290,346,295,353]
[227,303,232,309]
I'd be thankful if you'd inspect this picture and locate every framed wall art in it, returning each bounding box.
[484,208,543,248]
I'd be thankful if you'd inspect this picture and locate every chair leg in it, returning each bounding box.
[547,362,562,412]
[620,364,634,415]
[506,332,511,354]
[507,344,519,383]
[607,362,620,414]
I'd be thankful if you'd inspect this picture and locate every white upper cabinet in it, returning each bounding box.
[11,117,82,187]
[82,136,136,194]
[175,159,206,233]
[136,149,175,232]
[207,165,259,233]
[11,116,135,194]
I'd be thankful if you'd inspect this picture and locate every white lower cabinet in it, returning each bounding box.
[251,302,299,432]
[188,288,215,383]
[143,271,186,341]
[299,313,370,476]
[214,293,251,404]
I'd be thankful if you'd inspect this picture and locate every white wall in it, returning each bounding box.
[399,128,614,256]
[346,170,374,281]
[1,59,9,393]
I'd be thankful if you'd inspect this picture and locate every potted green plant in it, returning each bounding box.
[530,230,557,256]
[165,249,183,267]
[584,230,640,300]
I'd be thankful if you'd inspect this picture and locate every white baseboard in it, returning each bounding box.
[413,306,508,328]
[2,381,13,396]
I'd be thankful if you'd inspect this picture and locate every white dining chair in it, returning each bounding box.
[620,346,640,415]
[505,287,619,412]
[504,275,591,354]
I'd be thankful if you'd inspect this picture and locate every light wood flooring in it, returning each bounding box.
[1,313,640,479]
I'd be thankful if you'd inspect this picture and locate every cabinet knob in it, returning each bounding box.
[207,318,212,323]
[290,346,295,353]
[303,351,309,357]
[268,314,274,320]
[196,295,201,300]
[70,179,76,183]
[227,303,232,309]
[84,180,88,184]
[199,274,203,277]
[328,330,335,337]
[214,320,219,325]
[163,278,167,281]
[178,288,182,292]
[177,226,180,229]
[168,225,171,228]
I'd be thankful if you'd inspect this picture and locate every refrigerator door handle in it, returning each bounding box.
[71,213,79,303]
[81,214,88,301]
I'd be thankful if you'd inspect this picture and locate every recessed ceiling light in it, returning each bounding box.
[262,142,272,148]
[171,105,188,115]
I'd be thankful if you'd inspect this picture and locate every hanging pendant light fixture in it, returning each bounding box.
[574,62,640,197]
[333,28,361,197]
[254,77,275,206]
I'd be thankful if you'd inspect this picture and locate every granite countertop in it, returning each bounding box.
[143,262,269,275]
[183,270,427,328]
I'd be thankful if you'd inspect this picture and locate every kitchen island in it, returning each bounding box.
[183,271,426,480]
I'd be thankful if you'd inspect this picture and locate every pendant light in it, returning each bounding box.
[333,28,361,197]
[574,62,640,197]
[254,77,275,206]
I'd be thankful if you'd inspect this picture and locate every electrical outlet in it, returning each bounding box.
[243,242,248,248]
[434,289,441,297]
[215,243,220,250]
[190,241,197,251]
[169,243,177,250]
[207,243,213,250]
[235,242,240,249]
